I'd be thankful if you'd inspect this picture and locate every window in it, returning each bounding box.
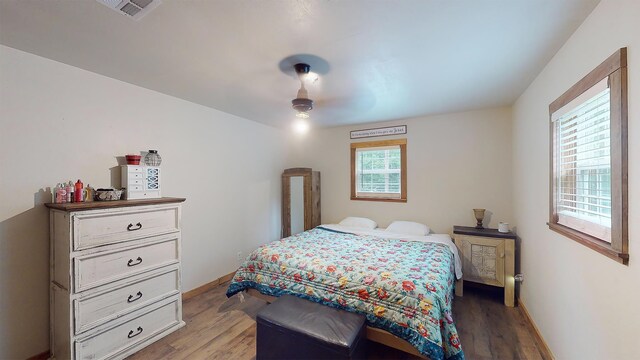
[549,48,628,264]
[351,139,407,202]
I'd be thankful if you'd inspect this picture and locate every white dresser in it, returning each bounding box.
[46,198,186,359]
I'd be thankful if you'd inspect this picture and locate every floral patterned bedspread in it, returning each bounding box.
[226,227,464,360]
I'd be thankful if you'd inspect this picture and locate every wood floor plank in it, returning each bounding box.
[506,305,547,360]
[182,287,230,319]
[126,342,176,360]
[128,282,550,360]
[210,325,257,360]
[455,289,493,358]
[171,312,246,359]
[183,316,256,359]
[484,298,519,359]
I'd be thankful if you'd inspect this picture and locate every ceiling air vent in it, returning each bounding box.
[96,0,162,21]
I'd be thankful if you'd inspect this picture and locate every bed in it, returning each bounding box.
[226,225,465,360]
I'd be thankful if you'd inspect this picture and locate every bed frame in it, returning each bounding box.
[246,288,427,359]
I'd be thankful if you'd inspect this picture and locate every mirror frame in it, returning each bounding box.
[282,168,313,237]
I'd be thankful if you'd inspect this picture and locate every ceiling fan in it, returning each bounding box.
[281,55,375,130]
[291,63,314,119]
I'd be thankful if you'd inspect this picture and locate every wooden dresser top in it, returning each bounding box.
[45,197,186,212]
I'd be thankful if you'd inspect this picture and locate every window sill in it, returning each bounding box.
[548,222,628,265]
[350,196,407,203]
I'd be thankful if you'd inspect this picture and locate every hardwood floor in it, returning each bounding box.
[451,285,551,360]
[128,283,550,360]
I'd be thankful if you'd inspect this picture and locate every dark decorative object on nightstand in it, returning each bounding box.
[473,208,486,229]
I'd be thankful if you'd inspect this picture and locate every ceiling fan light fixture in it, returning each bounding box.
[293,118,310,134]
[296,83,309,99]
[289,62,315,119]
[291,97,314,113]
[294,63,311,77]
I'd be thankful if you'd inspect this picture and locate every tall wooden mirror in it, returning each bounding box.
[282,168,320,237]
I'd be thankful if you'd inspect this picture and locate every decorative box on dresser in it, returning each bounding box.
[46,197,186,360]
[452,225,516,307]
[121,165,161,200]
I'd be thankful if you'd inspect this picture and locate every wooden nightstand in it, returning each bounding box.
[453,225,516,307]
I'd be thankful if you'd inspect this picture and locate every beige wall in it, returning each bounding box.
[0,45,287,359]
[512,0,640,358]
[5,1,638,357]
[288,108,514,234]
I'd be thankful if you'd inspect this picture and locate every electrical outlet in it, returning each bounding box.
[236,251,243,261]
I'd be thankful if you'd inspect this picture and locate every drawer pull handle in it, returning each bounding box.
[127,257,143,267]
[127,222,143,231]
[128,326,143,338]
[127,291,143,303]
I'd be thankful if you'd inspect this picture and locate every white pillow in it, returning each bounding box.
[338,217,378,229]
[386,221,430,236]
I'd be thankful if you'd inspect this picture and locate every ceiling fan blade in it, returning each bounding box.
[316,91,377,113]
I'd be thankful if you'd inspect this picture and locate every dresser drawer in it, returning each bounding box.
[126,190,162,200]
[73,206,179,250]
[75,297,181,360]
[75,268,180,334]
[74,237,179,292]
[126,179,144,186]
[127,185,143,192]
[127,166,144,174]
[128,172,144,179]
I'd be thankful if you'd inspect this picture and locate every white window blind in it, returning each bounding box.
[553,80,612,242]
[355,145,401,198]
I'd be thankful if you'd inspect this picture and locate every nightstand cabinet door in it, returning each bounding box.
[452,225,516,307]
[458,235,505,287]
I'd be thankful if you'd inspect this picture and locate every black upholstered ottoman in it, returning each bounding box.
[256,295,367,360]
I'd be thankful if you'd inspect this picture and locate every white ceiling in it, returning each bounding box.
[0,0,599,128]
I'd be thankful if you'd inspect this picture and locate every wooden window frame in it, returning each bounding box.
[351,139,407,202]
[548,48,628,265]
